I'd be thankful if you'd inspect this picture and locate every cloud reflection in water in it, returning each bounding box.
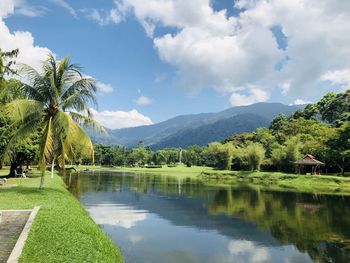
[87,204,147,229]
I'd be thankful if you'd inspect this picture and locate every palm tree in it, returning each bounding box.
[4,54,103,188]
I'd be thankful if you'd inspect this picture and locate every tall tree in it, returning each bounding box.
[4,54,103,187]
[245,143,265,171]
[326,123,350,175]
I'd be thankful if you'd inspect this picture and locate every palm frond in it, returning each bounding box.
[5,99,44,123]
[61,86,98,111]
[2,115,42,163]
[61,77,97,107]
[21,83,45,101]
[52,111,95,165]
[69,111,107,134]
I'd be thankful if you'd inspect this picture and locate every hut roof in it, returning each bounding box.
[295,154,325,166]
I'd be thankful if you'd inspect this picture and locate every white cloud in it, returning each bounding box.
[228,240,269,263]
[321,69,350,89]
[230,88,269,106]
[100,0,350,104]
[0,6,51,72]
[0,0,46,18]
[96,81,113,93]
[82,1,126,26]
[0,0,15,18]
[90,108,153,129]
[129,234,144,244]
[135,95,153,105]
[293,99,312,105]
[87,204,147,228]
[50,0,77,18]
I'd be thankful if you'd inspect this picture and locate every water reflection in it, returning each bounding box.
[64,172,350,263]
[87,204,147,228]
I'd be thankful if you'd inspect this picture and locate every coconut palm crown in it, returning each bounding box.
[4,54,103,187]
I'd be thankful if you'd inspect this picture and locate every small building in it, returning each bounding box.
[295,154,325,175]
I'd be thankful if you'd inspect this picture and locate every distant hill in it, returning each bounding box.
[151,113,270,149]
[90,102,304,148]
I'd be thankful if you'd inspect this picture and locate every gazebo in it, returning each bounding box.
[295,154,325,175]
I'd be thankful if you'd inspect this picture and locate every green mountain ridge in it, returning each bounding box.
[89,102,304,148]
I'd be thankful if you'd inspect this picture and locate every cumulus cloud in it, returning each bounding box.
[50,0,77,18]
[95,81,114,93]
[90,108,153,129]
[96,0,350,104]
[230,88,269,106]
[0,3,113,95]
[321,69,350,89]
[0,2,51,72]
[135,95,153,105]
[292,99,312,105]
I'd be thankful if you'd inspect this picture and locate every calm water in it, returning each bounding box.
[64,171,350,263]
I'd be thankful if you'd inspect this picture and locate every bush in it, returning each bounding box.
[146,165,162,168]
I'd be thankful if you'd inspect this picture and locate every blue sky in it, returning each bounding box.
[1,0,349,129]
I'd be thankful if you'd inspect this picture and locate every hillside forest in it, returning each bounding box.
[91,89,350,175]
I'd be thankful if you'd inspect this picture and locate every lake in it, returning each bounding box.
[64,171,350,263]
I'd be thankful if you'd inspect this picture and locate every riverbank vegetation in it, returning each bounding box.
[70,165,350,195]
[0,170,123,262]
[90,89,349,176]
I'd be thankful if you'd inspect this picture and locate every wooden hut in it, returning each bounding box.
[295,154,325,175]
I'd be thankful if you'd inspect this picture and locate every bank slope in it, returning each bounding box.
[0,173,124,263]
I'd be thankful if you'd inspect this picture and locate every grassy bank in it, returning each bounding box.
[75,165,350,196]
[200,170,350,196]
[76,164,213,178]
[0,170,124,263]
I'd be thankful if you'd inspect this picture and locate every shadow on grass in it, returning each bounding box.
[0,185,66,196]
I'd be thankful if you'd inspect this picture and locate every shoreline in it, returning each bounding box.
[0,170,124,263]
[76,165,350,196]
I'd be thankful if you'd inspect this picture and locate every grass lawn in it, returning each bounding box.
[75,164,213,178]
[201,170,350,196]
[0,170,124,263]
[74,165,350,196]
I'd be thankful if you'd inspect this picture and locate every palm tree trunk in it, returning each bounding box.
[39,171,45,189]
[51,160,55,179]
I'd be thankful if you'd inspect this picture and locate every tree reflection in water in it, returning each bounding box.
[64,172,350,263]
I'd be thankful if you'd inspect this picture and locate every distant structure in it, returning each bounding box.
[295,154,325,175]
[179,148,183,164]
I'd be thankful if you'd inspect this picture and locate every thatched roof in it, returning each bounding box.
[295,154,325,166]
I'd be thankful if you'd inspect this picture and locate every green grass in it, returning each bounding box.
[0,170,124,263]
[201,170,350,196]
[76,164,213,178]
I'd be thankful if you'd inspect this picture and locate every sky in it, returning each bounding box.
[1,0,349,129]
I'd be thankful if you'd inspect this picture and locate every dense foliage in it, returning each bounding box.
[92,90,349,175]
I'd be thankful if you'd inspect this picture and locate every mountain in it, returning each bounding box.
[90,102,304,148]
[151,113,270,149]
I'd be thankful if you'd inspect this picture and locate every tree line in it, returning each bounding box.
[90,89,350,175]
